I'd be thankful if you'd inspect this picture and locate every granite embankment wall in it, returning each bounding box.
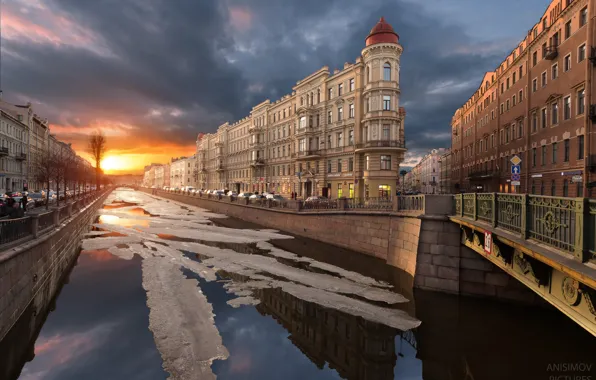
[0,189,112,379]
[145,189,538,304]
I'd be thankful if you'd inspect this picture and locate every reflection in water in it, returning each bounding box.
[15,250,167,380]
[98,214,150,228]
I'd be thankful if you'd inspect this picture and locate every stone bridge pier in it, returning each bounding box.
[396,196,541,304]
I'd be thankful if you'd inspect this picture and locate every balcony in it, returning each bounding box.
[466,170,499,180]
[362,110,401,121]
[216,164,225,172]
[295,150,322,160]
[355,140,406,152]
[250,158,265,167]
[215,141,224,147]
[0,147,8,156]
[15,153,26,161]
[544,46,558,60]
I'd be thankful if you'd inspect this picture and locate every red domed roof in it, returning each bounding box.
[365,17,399,46]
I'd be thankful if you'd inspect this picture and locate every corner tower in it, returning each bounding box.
[357,17,406,197]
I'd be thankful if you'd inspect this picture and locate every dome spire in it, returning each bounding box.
[365,17,399,46]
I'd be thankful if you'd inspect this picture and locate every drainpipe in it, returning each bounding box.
[584,0,595,196]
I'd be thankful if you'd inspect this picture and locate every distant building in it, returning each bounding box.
[170,156,195,188]
[438,148,451,194]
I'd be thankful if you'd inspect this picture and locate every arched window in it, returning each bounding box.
[366,66,370,84]
[383,62,391,81]
[317,89,321,103]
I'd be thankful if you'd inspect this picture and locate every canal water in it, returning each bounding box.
[4,188,596,380]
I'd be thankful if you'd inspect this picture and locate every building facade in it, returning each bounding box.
[0,109,28,193]
[195,18,407,198]
[438,148,452,194]
[170,156,196,189]
[451,0,595,196]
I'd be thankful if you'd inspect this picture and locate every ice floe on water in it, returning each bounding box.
[82,189,421,379]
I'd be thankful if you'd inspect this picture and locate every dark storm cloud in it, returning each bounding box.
[2,0,516,161]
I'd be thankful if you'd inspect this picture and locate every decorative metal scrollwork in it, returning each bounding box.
[514,252,550,286]
[503,204,519,222]
[538,211,567,235]
[579,286,596,320]
[561,277,581,306]
[464,200,474,213]
[479,201,491,217]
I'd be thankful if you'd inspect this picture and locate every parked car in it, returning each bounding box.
[267,194,285,203]
[249,194,265,200]
[227,191,238,197]
[238,192,253,198]
[28,193,44,207]
[305,196,328,203]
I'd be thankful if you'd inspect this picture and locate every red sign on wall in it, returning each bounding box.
[484,231,492,255]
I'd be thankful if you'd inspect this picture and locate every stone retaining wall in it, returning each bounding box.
[0,189,112,379]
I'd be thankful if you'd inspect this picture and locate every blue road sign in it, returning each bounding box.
[511,173,520,181]
[511,165,521,174]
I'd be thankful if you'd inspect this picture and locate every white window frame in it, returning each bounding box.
[564,53,571,72]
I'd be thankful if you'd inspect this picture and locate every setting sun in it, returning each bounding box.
[101,156,127,173]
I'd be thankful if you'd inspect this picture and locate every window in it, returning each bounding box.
[578,135,584,159]
[327,160,332,173]
[513,95,517,106]
[541,71,547,87]
[500,104,504,114]
[563,96,571,120]
[337,132,343,147]
[540,181,545,195]
[348,157,353,172]
[580,6,587,27]
[565,20,572,39]
[349,78,354,92]
[532,148,537,167]
[518,121,523,138]
[541,108,547,128]
[519,65,523,78]
[532,182,536,194]
[365,155,369,170]
[337,183,343,198]
[349,183,354,198]
[542,42,547,58]
[532,51,538,66]
[383,62,391,81]
[578,183,583,197]
[338,107,343,120]
[383,96,391,111]
[552,102,558,125]
[328,111,333,123]
[578,44,586,62]
[300,116,307,129]
[299,139,305,152]
[564,54,571,71]
[543,17,547,30]
[513,72,516,84]
[506,99,510,110]
[532,78,537,92]
[381,155,391,170]
[378,185,391,198]
[551,180,556,196]
[519,89,523,101]
[349,104,354,118]
[542,146,546,166]
[578,89,585,114]
[338,83,343,96]
[564,139,570,162]
[552,63,558,80]
[552,142,558,163]
[348,130,354,145]
[337,159,342,172]
[382,124,390,140]
[506,77,510,89]
[532,112,537,132]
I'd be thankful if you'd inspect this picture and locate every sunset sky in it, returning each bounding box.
[1,0,549,174]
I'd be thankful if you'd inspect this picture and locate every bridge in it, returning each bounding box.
[451,193,596,336]
[148,188,596,337]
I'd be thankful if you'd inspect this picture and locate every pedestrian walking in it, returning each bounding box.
[21,195,28,212]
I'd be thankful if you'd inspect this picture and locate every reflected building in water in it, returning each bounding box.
[254,286,405,380]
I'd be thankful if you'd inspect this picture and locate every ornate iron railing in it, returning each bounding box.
[0,217,32,245]
[462,193,476,219]
[346,197,393,211]
[528,195,577,253]
[456,192,589,262]
[38,211,55,231]
[496,194,523,234]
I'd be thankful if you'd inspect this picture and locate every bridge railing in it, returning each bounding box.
[455,193,590,262]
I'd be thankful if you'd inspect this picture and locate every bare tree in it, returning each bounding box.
[50,149,65,207]
[88,130,107,191]
[62,152,76,202]
[31,150,54,210]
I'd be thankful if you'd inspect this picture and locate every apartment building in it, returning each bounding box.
[195,18,406,198]
[451,0,595,196]
[438,148,452,194]
[170,156,196,189]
